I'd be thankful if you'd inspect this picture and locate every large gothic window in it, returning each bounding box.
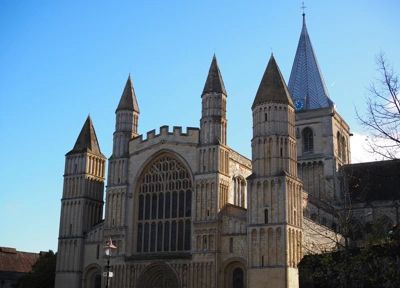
[303,128,314,153]
[136,155,192,253]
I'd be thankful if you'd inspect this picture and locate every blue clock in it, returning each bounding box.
[294,99,304,110]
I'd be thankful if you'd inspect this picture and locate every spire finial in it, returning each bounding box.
[301,1,307,16]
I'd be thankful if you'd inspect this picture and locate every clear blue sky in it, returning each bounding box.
[0,0,399,253]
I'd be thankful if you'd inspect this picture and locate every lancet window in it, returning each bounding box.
[232,176,246,208]
[136,155,192,252]
[303,128,314,153]
[337,132,348,162]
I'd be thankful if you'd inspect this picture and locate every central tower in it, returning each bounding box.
[247,55,303,288]
[288,13,351,203]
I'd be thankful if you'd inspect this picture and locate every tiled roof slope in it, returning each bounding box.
[116,74,140,113]
[252,54,294,109]
[202,54,227,96]
[66,115,105,157]
[288,14,334,110]
[0,247,39,273]
[344,160,400,202]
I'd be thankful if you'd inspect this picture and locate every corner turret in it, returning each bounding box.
[55,115,106,288]
[200,54,228,145]
[112,75,140,158]
[67,115,105,157]
[251,54,297,176]
[248,54,303,288]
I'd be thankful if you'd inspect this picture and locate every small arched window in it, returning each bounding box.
[342,136,347,162]
[337,132,342,159]
[348,219,363,241]
[264,209,268,224]
[303,128,314,153]
[232,176,246,208]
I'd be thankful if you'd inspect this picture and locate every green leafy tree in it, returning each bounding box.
[12,250,56,288]
[300,221,400,288]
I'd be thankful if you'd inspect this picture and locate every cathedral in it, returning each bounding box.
[54,13,398,288]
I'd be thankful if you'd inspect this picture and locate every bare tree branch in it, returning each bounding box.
[357,51,400,160]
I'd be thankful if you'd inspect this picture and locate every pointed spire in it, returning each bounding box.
[202,54,227,96]
[288,14,334,110]
[116,74,140,113]
[67,115,104,157]
[252,54,294,109]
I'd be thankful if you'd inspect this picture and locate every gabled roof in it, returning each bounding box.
[116,74,140,113]
[0,247,39,273]
[288,14,334,110]
[202,54,227,96]
[66,115,105,157]
[344,160,400,202]
[252,54,294,109]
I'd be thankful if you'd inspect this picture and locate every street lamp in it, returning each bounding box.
[104,238,117,288]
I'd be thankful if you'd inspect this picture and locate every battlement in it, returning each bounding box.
[130,125,200,153]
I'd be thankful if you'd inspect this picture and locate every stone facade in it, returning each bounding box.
[55,14,399,288]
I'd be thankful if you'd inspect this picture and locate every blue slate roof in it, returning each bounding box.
[288,14,334,110]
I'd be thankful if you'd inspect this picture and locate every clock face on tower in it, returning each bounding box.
[294,99,304,110]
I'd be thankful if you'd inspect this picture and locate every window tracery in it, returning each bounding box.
[136,155,192,253]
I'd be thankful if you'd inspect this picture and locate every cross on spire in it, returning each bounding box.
[301,1,307,14]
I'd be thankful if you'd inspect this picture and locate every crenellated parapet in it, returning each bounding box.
[130,126,199,153]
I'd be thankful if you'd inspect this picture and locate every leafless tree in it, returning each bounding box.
[357,52,400,160]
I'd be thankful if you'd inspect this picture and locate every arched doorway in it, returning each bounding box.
[137,262,180,288]
[93,274,101,288]
[83,265,102,288]
[221,259,247,288]
[232,267,244,288]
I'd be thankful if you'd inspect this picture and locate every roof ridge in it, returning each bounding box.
[67,115,105,157]
[116,74,140,112]
[202,54,227,96]
[252,54,294,109]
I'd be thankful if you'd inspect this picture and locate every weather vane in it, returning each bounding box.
[301,2,307,14]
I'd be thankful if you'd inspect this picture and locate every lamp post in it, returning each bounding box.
[104,238,117,288]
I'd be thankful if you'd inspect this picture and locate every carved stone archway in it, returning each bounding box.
[137,262,180,288]
[220,259,247,288]
[83,264,102,288]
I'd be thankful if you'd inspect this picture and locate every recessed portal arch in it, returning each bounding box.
[137,262,180,288]
[220,258,247,288]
